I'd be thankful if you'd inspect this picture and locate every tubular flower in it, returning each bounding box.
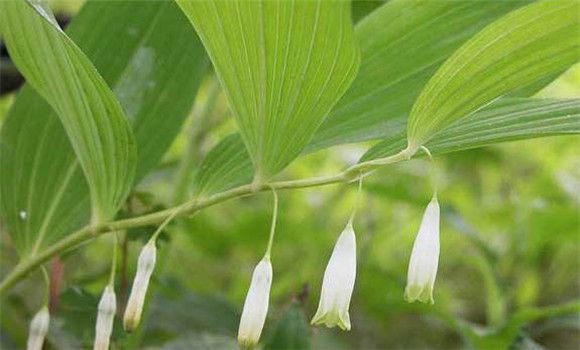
[238,257,273,348]
[405,197,440,304]
[311,220,357,331]
[124,240,156,332]
[94,285,116,350]
[27,306,49,350]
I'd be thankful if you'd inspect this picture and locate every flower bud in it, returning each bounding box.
[27,306,49,350]
[311,220,357,331]
[238,257,272,348]
[94,285,116,350]
[123,241,156,332]
[405,197,440,304]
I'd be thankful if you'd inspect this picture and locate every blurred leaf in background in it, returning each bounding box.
[265,300,312,350]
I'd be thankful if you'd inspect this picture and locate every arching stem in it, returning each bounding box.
[0,147,417,295]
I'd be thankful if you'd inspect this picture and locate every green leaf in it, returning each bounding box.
[512,336,547,350]
[361,98,580,161]
[309,0,529,152]
[265,300,311,350]
[0,0,207,256]
[194,134,253,197]
[194,99,579,194]
[191,1,579,196]
[146,281,240,337]
[405,1,580,153]
[176,0,360,181]
[0,0,136,223]
[351,0,385,24]
[194,98,579,196]
[48,287,123,349]
[191,1,532,194]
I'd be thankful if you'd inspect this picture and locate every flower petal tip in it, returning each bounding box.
[404,284,434,304]
[238,338,258,350]
[311,311,351,331]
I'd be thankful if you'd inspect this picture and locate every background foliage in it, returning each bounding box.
[0,0,578,349]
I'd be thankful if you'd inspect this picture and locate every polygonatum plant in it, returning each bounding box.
[0,0,578,349]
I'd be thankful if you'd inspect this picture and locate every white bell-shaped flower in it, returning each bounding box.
[27,306,49,350]
[311,220,357,331]
[405,197,440,304]
[94,285,116,350]
[238,257,273,348]
[124,240,156,332]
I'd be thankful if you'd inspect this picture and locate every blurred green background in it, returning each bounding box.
[1,1,579,349]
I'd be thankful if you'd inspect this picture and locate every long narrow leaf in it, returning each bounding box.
[0,0,136,223]
[176,0,360,181]
[362,98,580,161]
[0,0,206,256]
[308,0,529,151]
[195,98,579,195]
[406,1,580,152]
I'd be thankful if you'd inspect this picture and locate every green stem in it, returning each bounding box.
[264,187,279,259]
[149,204,186,243]
[108,233,118,286]
[465,255,505,328]
[348,177,363,224]
[485,301,580,349]
[420,145,438,199]
[0,147,413,296]
[510,301,580,326]
[41,266,49,307]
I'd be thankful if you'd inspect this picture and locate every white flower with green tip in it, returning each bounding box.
[311,220,357,331]
[405,196,440,304]
[124,240,156,331]
[238,257,273,348]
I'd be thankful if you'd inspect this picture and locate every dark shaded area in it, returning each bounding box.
[351,0,385,23]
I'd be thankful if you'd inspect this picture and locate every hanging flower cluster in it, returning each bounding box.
[235,181,363,348]
[23,150,440,350]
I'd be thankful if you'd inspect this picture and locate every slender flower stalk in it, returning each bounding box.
[27,306,50,350]
[420,146,438,196]
[405,195,440,304]
[311,178,362,331]
[237,188,278,348]
[94,285,116,350]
